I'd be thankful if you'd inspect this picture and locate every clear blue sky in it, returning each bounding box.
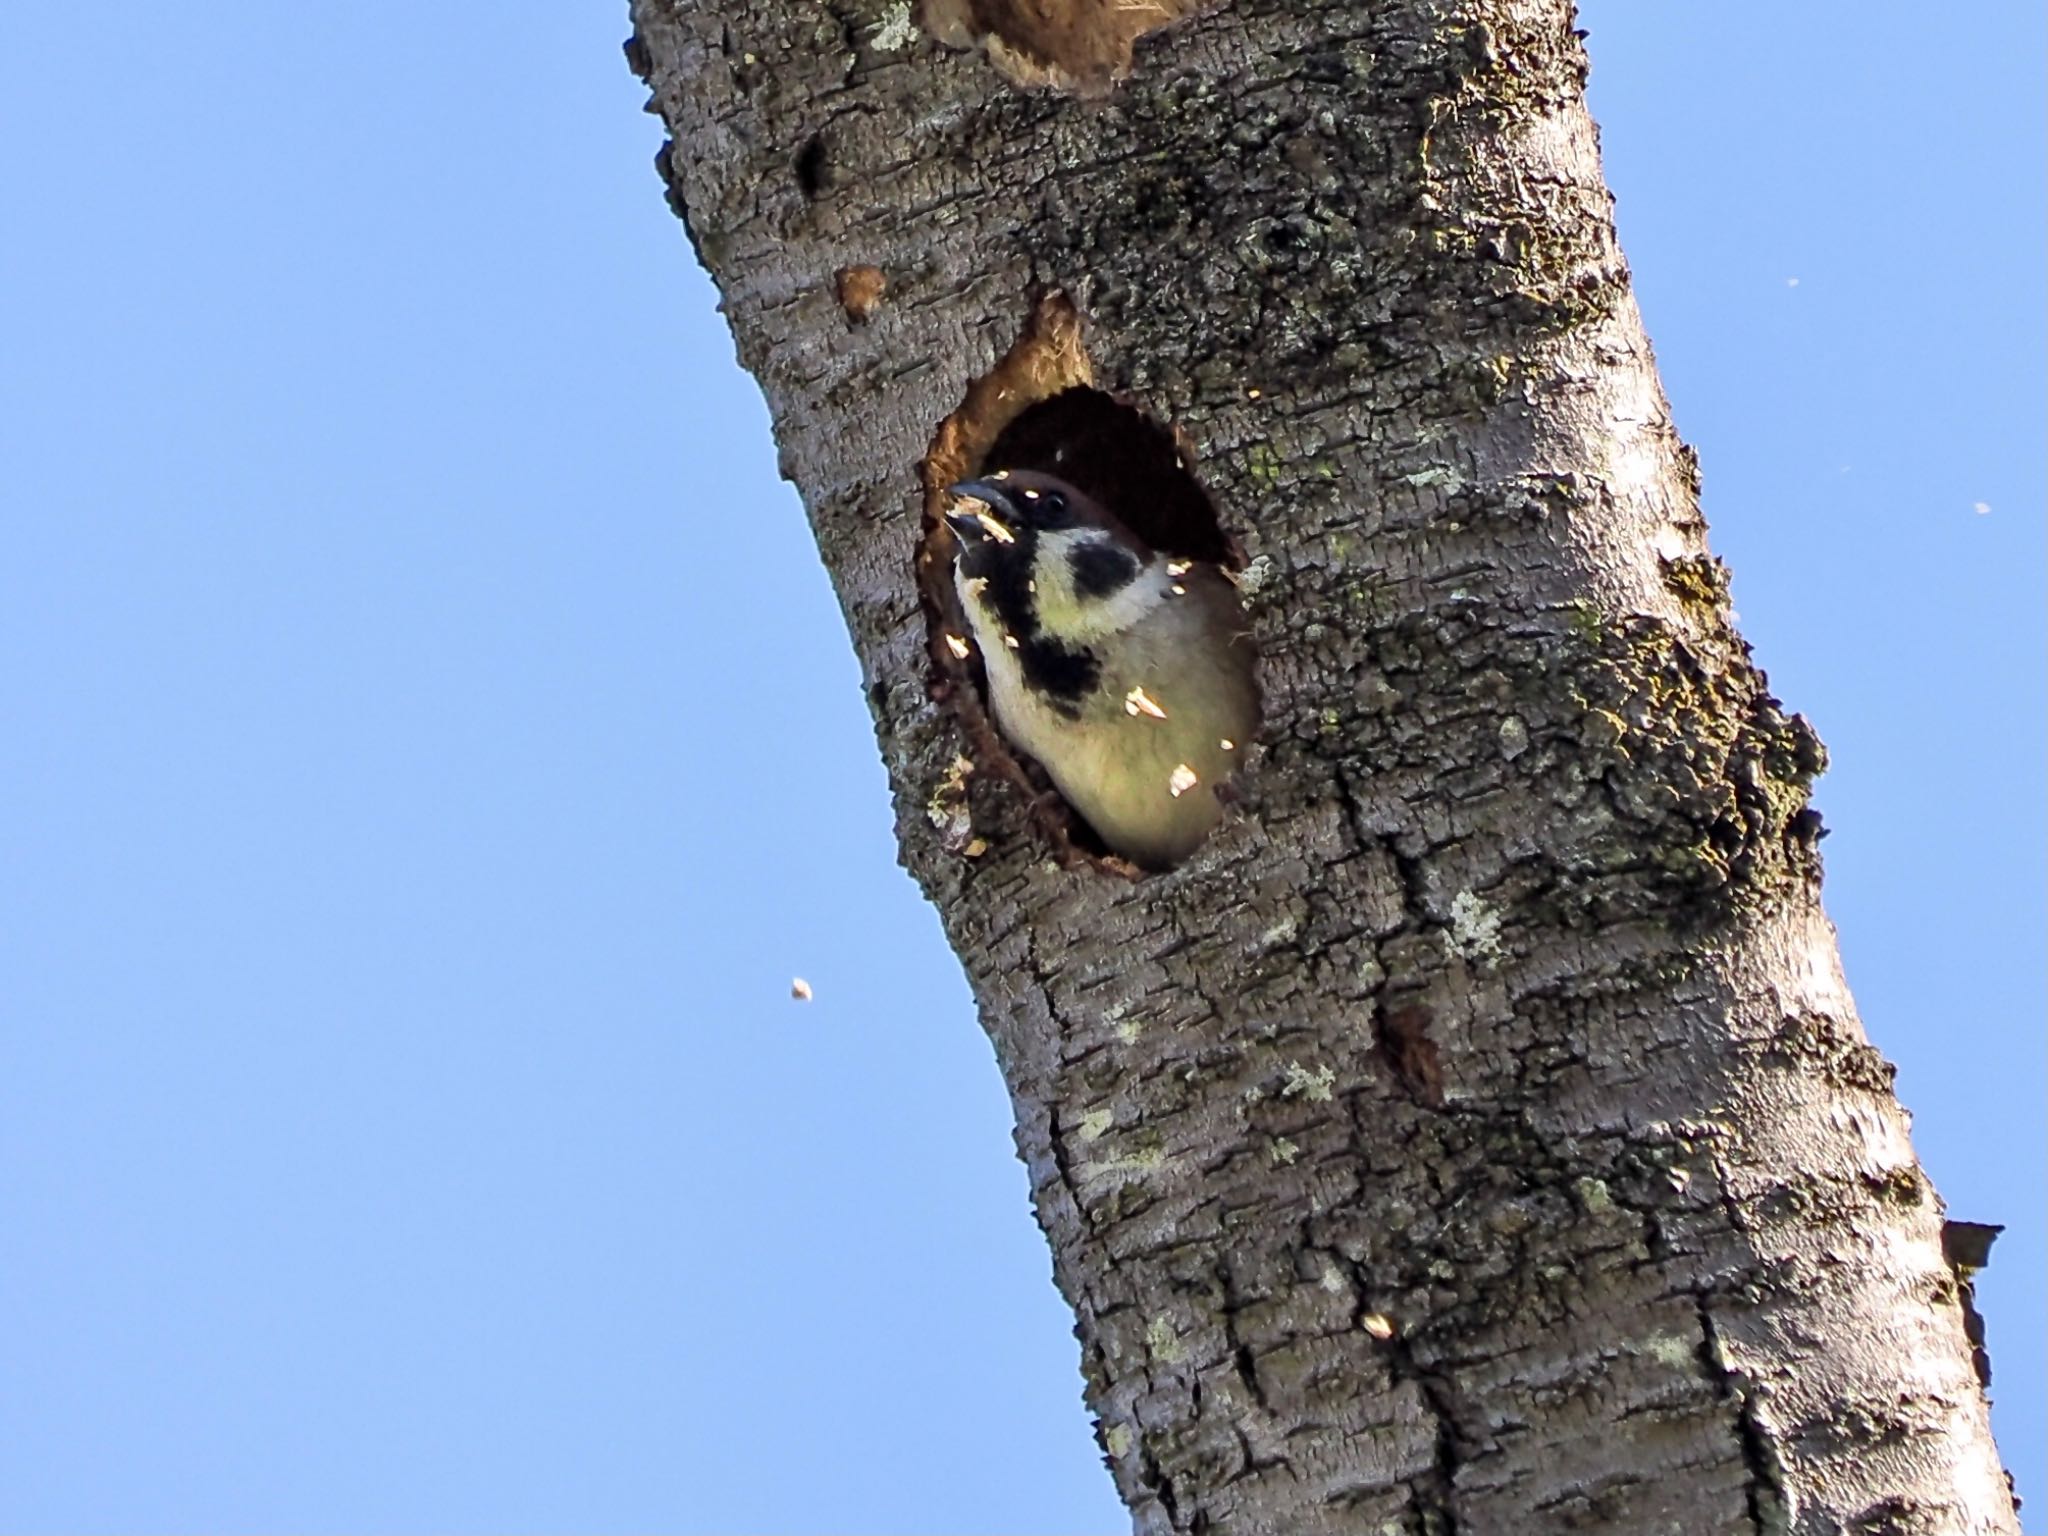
[2,4,2039,1530]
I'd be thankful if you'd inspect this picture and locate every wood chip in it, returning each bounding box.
[1124,685,1168,719]
[833,264,885,322]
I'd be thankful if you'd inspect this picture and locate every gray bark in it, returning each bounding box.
[626,0,2018,1530]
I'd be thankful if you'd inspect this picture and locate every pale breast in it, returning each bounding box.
[958,563,1257,868]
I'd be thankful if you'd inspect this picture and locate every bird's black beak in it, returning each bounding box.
[945,478,1022,542]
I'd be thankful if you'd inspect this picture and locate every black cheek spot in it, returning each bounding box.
[1069,541,1139,600]
[1021,640,1099,712]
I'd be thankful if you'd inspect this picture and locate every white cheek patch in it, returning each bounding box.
[1033,530,1167,642]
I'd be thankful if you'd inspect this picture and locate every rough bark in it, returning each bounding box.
[626,1,2018,1530]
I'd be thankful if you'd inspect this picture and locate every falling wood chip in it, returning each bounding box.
[1124,685,1168,719]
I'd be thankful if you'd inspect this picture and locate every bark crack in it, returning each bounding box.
[1694,1294,1789,1536]
[1389,1332,1471,1536]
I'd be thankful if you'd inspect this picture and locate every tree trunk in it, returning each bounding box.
[626,0,2017,1530]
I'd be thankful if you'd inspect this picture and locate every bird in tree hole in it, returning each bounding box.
[945,469,1259,870]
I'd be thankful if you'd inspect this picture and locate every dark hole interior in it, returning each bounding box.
[793,133,829,199]
[976,387,1237,567]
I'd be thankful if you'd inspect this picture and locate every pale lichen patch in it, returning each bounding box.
[1281,1061,1336,1101]
[1644,1333,1698,1371]
[1235,554,1275,596]
[871,1,920,51]
[1447,889,1505,964]
[1077,1106,1114,1142]
[1145,1315,1185,1364]
[1077,1145,1166,1183]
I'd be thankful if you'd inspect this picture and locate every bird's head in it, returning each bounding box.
[946,469,1163,645]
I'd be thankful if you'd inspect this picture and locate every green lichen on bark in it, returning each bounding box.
[1564,611,1828,922]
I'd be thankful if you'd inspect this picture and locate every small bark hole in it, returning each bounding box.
[793,133,829,199]
[1376,1003,1446,1108]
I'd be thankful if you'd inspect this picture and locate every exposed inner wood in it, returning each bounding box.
[917,0,1213,94]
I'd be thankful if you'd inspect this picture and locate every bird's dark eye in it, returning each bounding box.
[1023,489,1069,526]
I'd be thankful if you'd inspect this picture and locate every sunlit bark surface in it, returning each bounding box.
[628,1,2017,1529]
